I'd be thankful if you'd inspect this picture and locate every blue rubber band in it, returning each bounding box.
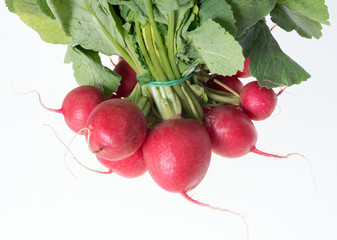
[140,72,197,87]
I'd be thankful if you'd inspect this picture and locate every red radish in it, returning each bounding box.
[204,105,290,159]
[96,147,147,178]
[203,107,212,114]
[235,57,250,78]
[111,59,137,98]
[240,81,277,121]
[208,75,244,94]
[85,99,147,161]
[143,119,212,193]
[44,85,105,134]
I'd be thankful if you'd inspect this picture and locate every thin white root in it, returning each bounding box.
[10,82,61,113]
[284,153,317,196]
[182,192,250,240]
[43,124,78,179]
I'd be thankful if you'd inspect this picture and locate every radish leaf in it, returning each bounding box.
[199,0,237,36]
[36,0,55,19]
[48,0,126,56]
[226,0,276,37]
[65,45,121,97]
[271,0,329,39]
[6,0,70,44]
[238,21,310,88]
[187,19,244,76]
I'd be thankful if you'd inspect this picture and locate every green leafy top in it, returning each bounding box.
[5,0,330,97]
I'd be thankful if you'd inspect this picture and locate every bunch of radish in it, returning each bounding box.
[7,0,330,238]
[44,58,288,197]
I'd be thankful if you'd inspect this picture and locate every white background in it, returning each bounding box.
[1,1,337,240]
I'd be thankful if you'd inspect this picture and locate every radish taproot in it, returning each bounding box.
[86,99,147,161]
[204,105,290,159]
[96,147,147,178]
[143,119,212,193]
[43,85,106,134]
[240,81,277,121]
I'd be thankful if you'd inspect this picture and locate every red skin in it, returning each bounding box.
[235,57,251,78]
[85,99,147,161]
[143,119,212,193]
[204,106,257,158]
[240,81,277,121]
[96,147,147,178]
[207,75,244,94]
[54,86,105,134]
[112,59,137,98]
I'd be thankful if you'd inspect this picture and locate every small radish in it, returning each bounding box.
[240,81,277,121]
[96,147,147,178]
[207,75,244,94]
[143,119,212,193]
[111,59,137,98]
[235,57,250,78]
[204,105,290,159]
[43,85,106,134]
[86,99,147,161]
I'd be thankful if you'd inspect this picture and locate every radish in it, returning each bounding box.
[235,57,250,78]
[85,99,147,161]
[143,119,212,193]
[43,85,106,134]
[240,81,277,121]
[96,147,147,178]
[111,59,137,98]
[204,105,290,159]
[207,75,244,94]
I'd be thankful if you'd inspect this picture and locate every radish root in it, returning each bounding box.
[65,128,112,174]
[181,192,250,240]
[10,82,62,113]
[251,148,317,195]
[43,124,78,179]
[44,124,112,177]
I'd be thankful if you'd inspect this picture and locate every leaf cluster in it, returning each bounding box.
[6,0,330,95]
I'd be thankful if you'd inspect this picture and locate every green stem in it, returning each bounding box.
[143,24,168,81]
[184,83,205,118]
[168,11,181,79]
[144,0,175,80]
[205,89,240,105]
[124,36,146,75]
[106,5,139,73]
[213,79,240,97]
[135,21,158,78]
[150,86,175,120]
[181,86,202,122]
[136,96,151,116]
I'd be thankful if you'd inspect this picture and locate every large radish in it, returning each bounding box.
[86,99,147,161]
[143,119,212,193]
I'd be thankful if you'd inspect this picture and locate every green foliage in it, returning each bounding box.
[226,0,276,37]
[47,0,126,56]
[36,0,55,19]
[187,19,244,76]
[199,0,237,36]
[271,0,329,39]
[65,45,121,97]
[6,0,70,44]
[6,0,331,117]
[238,21,310,88]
